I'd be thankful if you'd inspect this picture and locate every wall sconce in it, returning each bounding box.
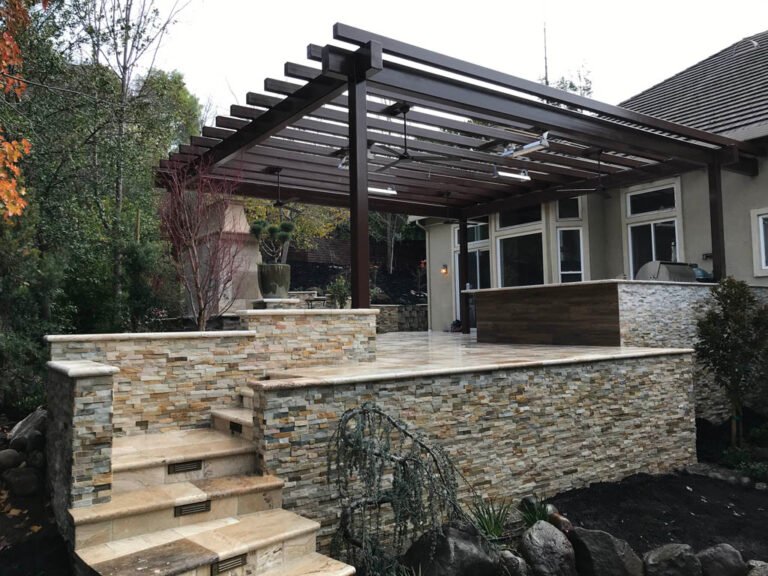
[440,264,449,276]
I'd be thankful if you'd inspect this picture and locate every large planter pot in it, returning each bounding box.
[258,263,291,298]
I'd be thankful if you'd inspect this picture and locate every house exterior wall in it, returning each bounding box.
[425,159,768,330]
[425,222,455,332]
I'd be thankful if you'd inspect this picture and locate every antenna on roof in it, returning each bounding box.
[543,22,550,87]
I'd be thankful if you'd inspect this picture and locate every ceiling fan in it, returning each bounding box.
[264,167,299,208]
[370,102,457,173]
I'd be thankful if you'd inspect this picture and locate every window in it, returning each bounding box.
[628,187,675,216]
[761,214,768,269]
[468,249,491,289]
[499,204,541,228]
[557,197,580,220]
[499,233,544,287]
[754,209,768,276]
[456,217,489,244]
[558,228,583,283]
[629,220,678,278]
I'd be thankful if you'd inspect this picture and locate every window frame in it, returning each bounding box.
[628,218,680,278]
[621,178,683,279]
[626,186,677,218]
[752,207,768,277]
[557,227,584,283]
[556,197,581,221]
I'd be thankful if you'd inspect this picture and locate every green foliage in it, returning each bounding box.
[326,275,350,309]
[748,424,768,447]
[0,5,198,409]
[519,498,550,528]
[695,278,768,445]
[469,497,513,539]
[738,461,768,482]
[249,218,295,263]
[721,446,752,469]
[328,403,467,575]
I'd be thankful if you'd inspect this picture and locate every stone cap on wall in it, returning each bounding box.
[45,330,258,342]
[463,279,712,294]
[47,360,120,378]
[236,309,380,316]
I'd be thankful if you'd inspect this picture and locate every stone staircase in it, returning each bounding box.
[70,402,354,576]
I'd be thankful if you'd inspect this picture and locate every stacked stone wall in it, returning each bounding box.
[373,304,428,333]
[254,352,696,550]
[618,282,768,423]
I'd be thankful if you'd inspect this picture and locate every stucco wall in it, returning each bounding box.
[253,352,696,551]
[426,222,455,331]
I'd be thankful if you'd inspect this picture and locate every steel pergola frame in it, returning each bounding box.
[157,23,762,313]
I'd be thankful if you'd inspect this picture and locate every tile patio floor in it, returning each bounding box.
[268,331,690,386]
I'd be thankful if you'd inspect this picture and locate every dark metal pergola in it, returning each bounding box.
[157,23,762,323]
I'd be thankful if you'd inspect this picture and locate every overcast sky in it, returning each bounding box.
[152,0,768,117]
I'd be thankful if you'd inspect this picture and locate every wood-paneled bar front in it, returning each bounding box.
[466,282,622,346]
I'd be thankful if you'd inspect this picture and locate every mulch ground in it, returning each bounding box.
[549,472,768,563]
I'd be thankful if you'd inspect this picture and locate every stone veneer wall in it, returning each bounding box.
[373,304,428,334]
[48,331,262,436]
[46,361,118,541]
[47,310,378,436]
[617,282,768,422]
[252,352,696,550]
[238,309,378,370]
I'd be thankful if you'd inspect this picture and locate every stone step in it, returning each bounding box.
[237,386,255,410]
[211,407,254,441]
[72,475,283,549]
[112,428,256,493]
[259,552,356,576]
[77,508,329,576]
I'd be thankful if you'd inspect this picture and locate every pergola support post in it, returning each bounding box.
[707,159,726,281]
[458,217,470,334]
[348,75,370,308]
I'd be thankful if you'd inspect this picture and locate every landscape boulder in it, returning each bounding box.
[520,520,577,576]
[9,407,47,448]
[0,448,23,471]
[747,560,768,576]
[644,543,702,576]
[1,467,40,496]
[500,550,531,576]
[400,523,500,576]
[27,450,45,470]
[569,527,643,576]
[696,544,747,576]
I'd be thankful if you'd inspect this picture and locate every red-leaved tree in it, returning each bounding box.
[159,164,246,330]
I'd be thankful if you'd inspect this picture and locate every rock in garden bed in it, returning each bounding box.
[548,473,768,562]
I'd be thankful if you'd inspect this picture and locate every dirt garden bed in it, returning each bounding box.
[549,472,768,562]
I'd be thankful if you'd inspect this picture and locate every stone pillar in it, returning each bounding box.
[46,360,118,542]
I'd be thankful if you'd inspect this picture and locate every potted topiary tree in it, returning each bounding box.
[250,219,295,298]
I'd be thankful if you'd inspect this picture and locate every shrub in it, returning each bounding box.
[519,497,550,528]
[470,497,514,539]
[721,446,752,469]
[326,275,350,309]
[695,278,768,446]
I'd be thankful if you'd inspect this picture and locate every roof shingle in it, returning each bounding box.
[621,30,768,139]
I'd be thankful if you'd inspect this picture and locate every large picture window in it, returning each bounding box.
[629,219,678,278]
[499,233,544,287]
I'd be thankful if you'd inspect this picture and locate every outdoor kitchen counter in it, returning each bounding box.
[463,279,707,346]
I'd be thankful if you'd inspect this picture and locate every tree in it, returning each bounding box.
[0,0,44,218]
[553,65,593,98]
[369,211,409,274]
[695,278,768,446]
[72,0,188,322]
[159,164,246,331]
[245,199,347,263]
[328,403,467,575]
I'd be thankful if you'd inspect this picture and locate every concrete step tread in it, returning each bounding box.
[211,407,254,427]
[112,428,255,472]
[71,474,283,525]
[259,552,356,576]
[79,509,320,576]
